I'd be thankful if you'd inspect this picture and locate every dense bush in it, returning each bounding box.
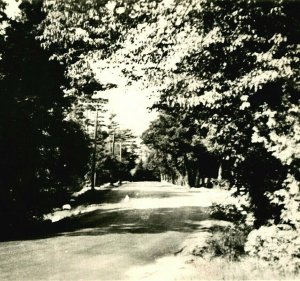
[266,174,300,229]
[205,192,254,261]
[245,225,300,273]
[209,203,246,222]
[206,225,250,261]
[209,191,255,226]
[207,186,299,272]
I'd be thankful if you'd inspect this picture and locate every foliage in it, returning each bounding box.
[37,0,111,132]
[0,0,90,224]
[207,187,299,272]
[205,225,250,261]
[266,174,300,229]
[209,203,246,224]
[142,112,219,187]
[210,188,255,224]
[94,113,138,185]
[132,159,160,181]
[245,224,300,273]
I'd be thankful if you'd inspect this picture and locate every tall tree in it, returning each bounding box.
[0,0,90,226]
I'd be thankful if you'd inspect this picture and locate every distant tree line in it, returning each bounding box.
[142,113,220,187]
[93,113,138,186]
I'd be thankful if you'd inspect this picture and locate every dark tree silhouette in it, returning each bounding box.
[0,1,90,229]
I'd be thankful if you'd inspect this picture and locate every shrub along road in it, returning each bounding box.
[0,181,228,280]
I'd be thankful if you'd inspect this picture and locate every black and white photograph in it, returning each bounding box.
[0,0,299,280]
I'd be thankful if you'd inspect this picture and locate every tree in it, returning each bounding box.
[37,0,137,125]
[132,159,160,182]
[0,0,90,227]
[95,113,138,185]
[146,0,299,226]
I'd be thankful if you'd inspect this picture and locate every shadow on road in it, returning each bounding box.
[53,206,210,237]
[0,184,211,242]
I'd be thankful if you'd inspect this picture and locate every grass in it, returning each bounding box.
[191,256,300,280]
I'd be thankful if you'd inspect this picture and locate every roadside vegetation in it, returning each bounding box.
[185,188,300,279]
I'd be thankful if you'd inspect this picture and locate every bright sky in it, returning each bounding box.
[109,91,155,135]
[94,87,157,136]
[92,64,158,136]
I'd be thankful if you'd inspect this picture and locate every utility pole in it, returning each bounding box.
[91,105,99,191]
[119,142,122,162]
[112,132,115,156]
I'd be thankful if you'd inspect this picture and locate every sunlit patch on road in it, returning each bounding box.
[44,182,229,223]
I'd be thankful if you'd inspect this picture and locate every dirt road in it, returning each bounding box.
[0,182,227,280]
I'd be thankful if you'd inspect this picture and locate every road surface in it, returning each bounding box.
[0,181,227,280]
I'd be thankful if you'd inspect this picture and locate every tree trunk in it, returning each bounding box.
[91,106,99,190]
[195,169,201,187]
[183,154,191,188]
[112,133,115,156]
[217,162,223,180]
